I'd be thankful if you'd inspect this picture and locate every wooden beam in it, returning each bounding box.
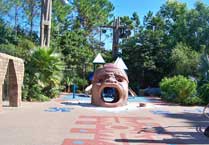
[40,0,52,48]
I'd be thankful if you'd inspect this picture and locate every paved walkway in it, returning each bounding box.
[0,94,208,145]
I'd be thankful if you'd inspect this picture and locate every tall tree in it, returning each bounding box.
[185,1,209,51]
[51,0,72,48]
[171,42,200,76]
[23,0,41,37]
[73,0,114,32]
[131,12,140,34]
[122,12,169,88]
[157,0,187,46]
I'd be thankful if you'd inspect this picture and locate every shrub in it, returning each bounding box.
[24,47,65,101]
[182,96,202,105]
[32,94,50,102]
[198,83,209,104]
[160,75,199,105]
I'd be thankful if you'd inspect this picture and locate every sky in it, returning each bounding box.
[104,0,209,49]
[109,0,209,18]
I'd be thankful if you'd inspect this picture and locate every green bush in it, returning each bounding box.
[32,94,50,102]
[182,96,202,105]
[160,75,199,105]
[198,83,209,104]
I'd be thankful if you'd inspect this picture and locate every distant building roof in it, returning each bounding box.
[114,57,128,70]
[93,53,105,64]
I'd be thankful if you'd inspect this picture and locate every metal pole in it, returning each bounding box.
[73,84,75,99]
[100,26,102,49]
[93,64,96,72]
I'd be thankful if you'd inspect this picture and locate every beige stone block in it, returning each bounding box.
[0,84,2,111]
[0,53,24,111]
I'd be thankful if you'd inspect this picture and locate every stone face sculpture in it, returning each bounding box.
[92,63,129,107]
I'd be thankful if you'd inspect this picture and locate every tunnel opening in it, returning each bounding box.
[101,87,120,103]
[2,65,9,107]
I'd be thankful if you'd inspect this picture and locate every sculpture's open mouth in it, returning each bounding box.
[95,82,125,107]
[101,87,120,103]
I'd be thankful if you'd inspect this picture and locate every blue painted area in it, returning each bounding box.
[44,107,73,112]
[128,96,150,102]
[61,94,90,101]
[150,110,171,115]
[61,94,150,103]
[73,140,84,144]
[79,129,88,133]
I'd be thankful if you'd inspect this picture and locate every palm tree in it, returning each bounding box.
[27,47,65,99]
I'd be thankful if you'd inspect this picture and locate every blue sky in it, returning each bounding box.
[110,0,209,18]
[103,0,209,49]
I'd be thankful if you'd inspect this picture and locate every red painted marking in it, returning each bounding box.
[70,128,96,134]
[62,116,185,145]
[76,121,97,125]
[111,125,129,130]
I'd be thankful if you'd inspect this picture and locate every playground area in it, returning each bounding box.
[0,93,208,145]
[1,1,209,144]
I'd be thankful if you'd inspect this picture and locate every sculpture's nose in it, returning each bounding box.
[105,73,117,83]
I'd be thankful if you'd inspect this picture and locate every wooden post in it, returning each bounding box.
[112,17,120,59]
[40,0,52,48]
[101,17,123,59]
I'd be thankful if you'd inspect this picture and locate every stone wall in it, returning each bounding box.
[0,53,24,111]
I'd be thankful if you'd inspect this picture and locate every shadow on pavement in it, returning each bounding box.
[115,112,209,144]
[61,102,96,108]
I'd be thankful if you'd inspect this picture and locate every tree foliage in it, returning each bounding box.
[171,42,200,76]
[24,47,64,100]
[73,0,114,31]
[121,1,209,91]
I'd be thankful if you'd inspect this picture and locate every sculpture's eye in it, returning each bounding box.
[98,78,103,83]
[118,78,123,82]
[116,76,123,82]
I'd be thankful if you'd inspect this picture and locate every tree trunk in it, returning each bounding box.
[14,5,18,36]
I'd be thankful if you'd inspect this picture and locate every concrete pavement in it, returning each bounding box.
[0,95,208,145]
